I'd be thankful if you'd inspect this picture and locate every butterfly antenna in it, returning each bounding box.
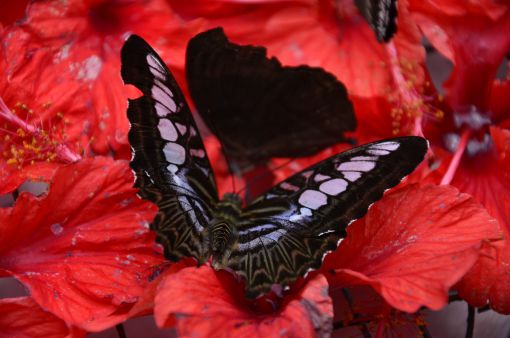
[230,166,237,193]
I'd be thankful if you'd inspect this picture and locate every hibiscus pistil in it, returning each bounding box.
[386,42,436,137]
[0,96,81,168]
[440,128,471,185]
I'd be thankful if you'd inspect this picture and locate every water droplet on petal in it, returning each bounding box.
[51,223,63,235]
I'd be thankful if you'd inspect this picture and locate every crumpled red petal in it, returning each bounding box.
[154,265,333,337]
[451,127,510,313]
[0,297,85,338]
[456,239,510,314]
[409,1,510,111]
[0,157,164,329]
[324,184,499,312]
[332,285,429,336]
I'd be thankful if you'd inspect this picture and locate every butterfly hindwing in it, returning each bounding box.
[121,35,218,263]
[186,27,356,165]
[224,137,427,298]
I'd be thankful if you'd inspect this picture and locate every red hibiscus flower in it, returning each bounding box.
[0,0,201,161]
[324,184,499,313]
[154,264,333,337]
[0,26,87,193]
[0,157,164,330]
[0,297,85,338]
[404,0,510,313]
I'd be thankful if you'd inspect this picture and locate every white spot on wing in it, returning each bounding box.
[155,102,169,117]
[314,174,331,182]
[152,85,176,112]
[146,54,166,80]
[155,78,174,98]
[319,178,348,196]
[158,118,178,141]
[298,190,328,210]
[367,148,390,156]
[163,142,186,165]
[175,123,187,135]
[167,164,178,174]
[351,156,378,161]
[372,141,400,151]
[300,207,312,216]
[289,207,313,222]
[337,161,375,172]
[343,171,362,182]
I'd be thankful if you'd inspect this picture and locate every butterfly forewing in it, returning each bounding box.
[225,137,427,298]
[186,28,356,165]
[121,35,218,263]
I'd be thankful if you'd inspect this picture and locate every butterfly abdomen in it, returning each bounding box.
[209,193,242,266]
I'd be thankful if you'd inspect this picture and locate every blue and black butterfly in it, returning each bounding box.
[120,31,427,299]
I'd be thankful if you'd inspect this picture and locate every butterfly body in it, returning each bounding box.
[208,193,242,265]
[121,32,428,299]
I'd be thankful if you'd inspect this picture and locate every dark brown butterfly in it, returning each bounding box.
[121,33,428,298]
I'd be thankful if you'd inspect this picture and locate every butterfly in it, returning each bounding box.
[121,33,428,298]
[355,0,398,42]
[186,28,356,166]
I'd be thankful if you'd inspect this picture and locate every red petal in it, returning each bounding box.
[169,0,424,99]
[332,285,429,336]
[410,2,510,111]
[0,1,29,26]
[0,47,83,187]
[447,127,510,313]
[0,297,85,338]
[324,184,499,312]
[0,158,164,328]
[0,162,59,194]
[154,265,333,337]
[490,79,510,125]
[1,0,201,156]
[456,239,510,314]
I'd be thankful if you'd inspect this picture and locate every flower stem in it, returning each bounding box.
[115,324,127,338]
[466,305,475,338]
[440,129,471,185]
